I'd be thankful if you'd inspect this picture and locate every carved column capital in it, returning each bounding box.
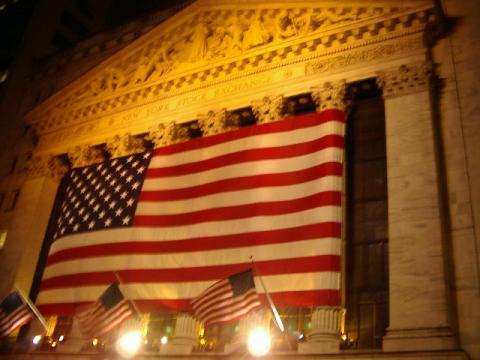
[146,122,189,148]
[67,145,105,169]
[198,109,238,136]
[105,133,146,159]
[252,95,285,124]
[25,155,69,180]
[377,61,432,98]
[311,80,349,112]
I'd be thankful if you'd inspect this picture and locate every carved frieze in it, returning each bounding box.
[146,122,190,147]
[311,80,349,112]
[376,61,432,98]
[198,109,238,136]
[25,155,69,180]
[67,145,105,168]
[105,133,146,159]
[251,95,285,124]
[305,37,424,75]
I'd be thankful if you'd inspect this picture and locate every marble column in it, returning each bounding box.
[377,61,457,351]
[298,80,347,354]
[6,155,68,296]
[160,313,199,354]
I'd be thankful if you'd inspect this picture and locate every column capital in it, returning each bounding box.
[67,144,105,168]
[377,61,432,98]
[251,95,285,124]
[311,80,349,112]
[146,121,189,147]
[198,109,238,136]
[105,133,146,159]
[25,154,69,180]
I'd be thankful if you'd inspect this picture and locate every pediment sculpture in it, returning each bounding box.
[58,4,411,107]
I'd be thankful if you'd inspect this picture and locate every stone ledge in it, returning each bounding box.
[0,350,469,360]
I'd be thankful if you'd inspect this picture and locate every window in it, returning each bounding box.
[0,230,7,250]
[5,189,20,211]
[344,79,389,349]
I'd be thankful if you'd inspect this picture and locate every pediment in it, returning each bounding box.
[26,0,437,135]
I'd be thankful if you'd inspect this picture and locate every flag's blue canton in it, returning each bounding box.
[0,292,24,315]
[229,269,256,296]
[99,283,125,310]
[53,152,152,240]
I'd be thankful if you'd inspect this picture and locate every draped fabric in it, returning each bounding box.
[37,109,345,315]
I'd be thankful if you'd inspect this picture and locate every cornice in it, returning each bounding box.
[25,1,436,137]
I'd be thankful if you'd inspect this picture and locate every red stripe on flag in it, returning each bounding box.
[134,191,341,227]
[40,255,340,290]
[46,222,341,266]
[147,135,343,178]
[140,162,343,201]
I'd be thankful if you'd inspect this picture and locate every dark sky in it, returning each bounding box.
[0,0,190,70]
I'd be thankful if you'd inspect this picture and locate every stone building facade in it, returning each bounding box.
[0,0,479,359]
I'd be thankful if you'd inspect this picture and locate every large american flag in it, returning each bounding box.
[37,109,345,315]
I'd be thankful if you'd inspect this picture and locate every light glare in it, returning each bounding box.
[160,336,168,345]
[32,335,42,345]
[116,330,142,358]
[247,327,271,357]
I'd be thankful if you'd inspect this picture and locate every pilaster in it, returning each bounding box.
[8,155,68,295]
[377,61,457,352]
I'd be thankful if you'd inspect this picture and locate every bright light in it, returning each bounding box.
[58,335,65,342]
[247,327,271,357]
[32,335,42,345]
[116,330,142,358]
[92,338,98,346]
[160,336,168,345]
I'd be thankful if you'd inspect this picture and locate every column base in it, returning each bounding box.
[383,327,458,352]
[297,333,340,354]
[55,337,84,353]
[160,336,195,354]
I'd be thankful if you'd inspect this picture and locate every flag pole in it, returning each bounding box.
[14,286,49,332]
[113,272,143,319]
[249,256,285,333]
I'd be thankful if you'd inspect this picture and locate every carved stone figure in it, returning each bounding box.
[184,21,210,62]
[243,14,272,49]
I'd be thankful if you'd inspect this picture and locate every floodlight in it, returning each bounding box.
[247,327,271,357]
[116,330,142,358]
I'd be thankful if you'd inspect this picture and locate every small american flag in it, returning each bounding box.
[191,269,262,326]
[0,291,33,337]
[75,282,133,338]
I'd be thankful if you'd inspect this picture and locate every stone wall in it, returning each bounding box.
[433,0,480,358]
